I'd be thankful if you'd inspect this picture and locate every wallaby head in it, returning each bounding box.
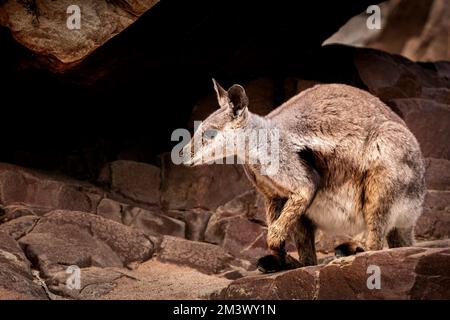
[182,79,250,166]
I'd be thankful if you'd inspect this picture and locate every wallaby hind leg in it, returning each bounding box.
[293,216,317,266]
[363,167,395,251]
[387,227,414,248]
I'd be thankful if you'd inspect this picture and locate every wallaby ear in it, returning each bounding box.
[212,78,229,108]
[227,84,249,116]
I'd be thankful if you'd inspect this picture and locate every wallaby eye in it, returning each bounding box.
[204,129,217,140]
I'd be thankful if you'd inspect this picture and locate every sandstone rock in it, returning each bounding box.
[0,204,40,223]
[0,163,103,213]
[166,208,212,241]
[415,191,450,240]
[214,247,450,300]
[425,158,450,190]
[325,0,450,62]
[212,266,318,300]
[390,99,450,159]
[355,50,449,102]
[216,190,266,225]
[160,154,251,211]
[19,210,155,277]
[97,198,185,238]
[98,160,161,206]
[401,0,450,62]
[101,260,232,300]
[205,211,269,263]
[0,0,160,71]
[0,215,39,240]
[46,266,126,299]
[0,231,47,300]
[156,236,245,275]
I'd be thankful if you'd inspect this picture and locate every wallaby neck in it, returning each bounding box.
[247,112,271,131]
[236,112,279,172]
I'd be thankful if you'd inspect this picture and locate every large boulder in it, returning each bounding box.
[214,247,450,299]
[19,210,155,277]
[0,0,160,71]
[98,160,161,207]
[160,154,252,211]
[0,231,47,299]
[156,236,251,276]
[0,163,103,213]
[97,198,185,238]
[390,99,450,159]
[415,191,450,240]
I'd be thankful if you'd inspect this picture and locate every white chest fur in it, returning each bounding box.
[306,182,366,235]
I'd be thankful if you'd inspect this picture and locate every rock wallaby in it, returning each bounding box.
[181,79,425,273]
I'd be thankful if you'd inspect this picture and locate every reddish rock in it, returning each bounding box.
[160,154,251,211]
[212,266,318,300]
[390,99,450,159]
[98,160,161,206]
[216,190,266,225]
[0,163,103,213]
[0,0,160,72]
[156,236,244,275]
[205,211,270,263]
[166,208,212,241]
[0,231,47,300]
[214,247,450,300]
[415,191,450,240]
[97,198,185,238]
[0,215,39,240]
[425,158,450,190]
[19,210,155,277]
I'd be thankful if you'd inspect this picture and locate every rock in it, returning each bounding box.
[205,211,270,263]
[101,260,232,300]
[45,266,126,300]
[216,190,266,225]
[97,198,185,238]
[400,0,450,62]
[0,215,39,240]
[160,154,251,211]
[0,163,103,213]
[355,49,449,102]
[425,158,450,190]
[325,0,450,62]
[415,239,450,248]
[390,99,450,159]
[156,236,247,275]
[98,160,161,206]
[0,204,39,223]
[415,191,450,240]
[0,0,160,72]
[214,247,450,300]
[0,231,47,300]
[19,210,155,277]
[166,208,212,241]
[212,266,318,300]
